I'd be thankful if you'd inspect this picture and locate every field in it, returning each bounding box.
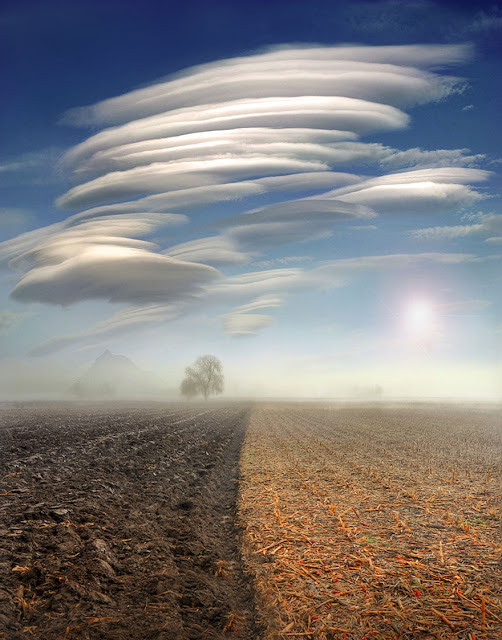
[238,403,502,640]
[1,402,501,640]
[0,403,259,640]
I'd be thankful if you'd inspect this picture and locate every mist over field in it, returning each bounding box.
[1,357,500,402]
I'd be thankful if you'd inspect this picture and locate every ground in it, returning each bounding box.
[0,402,260,640]
[238,403,502,639]
[1,402,501,640]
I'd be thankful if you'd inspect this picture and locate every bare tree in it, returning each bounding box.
[180,355,224,401]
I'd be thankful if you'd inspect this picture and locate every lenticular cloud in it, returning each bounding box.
[2,43,489,312]
[64,44,470,127]
[58,43,471,212]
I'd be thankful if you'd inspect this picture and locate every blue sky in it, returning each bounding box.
[0,0,501,398]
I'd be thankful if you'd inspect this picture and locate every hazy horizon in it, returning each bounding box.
[1,0,501,401]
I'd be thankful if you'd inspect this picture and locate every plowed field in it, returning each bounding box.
[0,403,260,640]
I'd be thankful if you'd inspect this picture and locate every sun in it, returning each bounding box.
[404,299,435,335]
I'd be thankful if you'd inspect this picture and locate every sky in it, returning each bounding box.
[0,0,501,399]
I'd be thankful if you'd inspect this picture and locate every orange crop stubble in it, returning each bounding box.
[237,402,502,640]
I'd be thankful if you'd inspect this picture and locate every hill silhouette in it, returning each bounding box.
[70,350,166,398]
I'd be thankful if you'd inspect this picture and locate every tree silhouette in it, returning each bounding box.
[180,355,224,401]
[180,376,198,400]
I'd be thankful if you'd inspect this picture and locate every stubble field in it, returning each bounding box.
[1,402,501,640]
[238,403,502,640]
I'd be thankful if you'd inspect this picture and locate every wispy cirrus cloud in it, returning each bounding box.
[466,8,502,34]
[29,304,182,356]
[377,147,485,170]
[223,313,275,337]
[410,213,502,240]
[223,295,283,336]
[164,235,251,267]
[0,147,63,185]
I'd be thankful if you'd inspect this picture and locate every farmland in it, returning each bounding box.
[238,403,502,640]
[0,403,259,640]
[1,401,501,640]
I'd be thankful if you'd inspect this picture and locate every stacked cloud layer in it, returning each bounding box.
[0,44,492,351]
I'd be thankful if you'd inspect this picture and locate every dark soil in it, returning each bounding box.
[0,402,262,640]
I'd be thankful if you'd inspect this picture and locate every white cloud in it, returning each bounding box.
[30,304,182,356]
[252,256,312,268]
[107,181,268,213]
[340,183,482,213]
[0,222,65,269]
[411,213,502,240]
[27,250,478,354]
[208,268,303,301]
[410,224,484,240]
[327,167,490,213]
[378,147,484,170]
[56,46,472,217]
[306,252,475,288]
[2,213,192,308]
[67,172,360,218]
[328,167,490,193]
[227,221,332,250]
[256,171,360,192]
[61,96,409,174]
[9,214,175,271]
[225,197,373,227]
[223,293,283,337]
[63,44,469,126]
[0,148,63,185]
[210,252,474,301]
[217,197,373,251]
[223,313,274,336]
[330,252,475,268]
[0,211,188,270]
[164,235,251,266]
[76,128,356,174]
[57,155,333,209]
[233,295,284,313]
[6,44,495,349]
[10,246,221,306]
[75,137,482,179]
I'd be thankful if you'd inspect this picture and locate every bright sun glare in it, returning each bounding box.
[405,299,435,335]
